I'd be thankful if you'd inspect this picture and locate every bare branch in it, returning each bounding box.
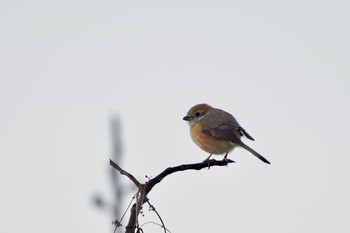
[113,194,138,233]
[125,203,137,233]
[144,158,234,194]
[140,221,172,233]
[110,158,234,233]
[146,200,170,233]
[110,159,141,188]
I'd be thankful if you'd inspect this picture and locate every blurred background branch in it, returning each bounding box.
[93,116,133,233]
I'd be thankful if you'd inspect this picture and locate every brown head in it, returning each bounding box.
[183,103,212,127]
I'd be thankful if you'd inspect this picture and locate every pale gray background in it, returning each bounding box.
[1,0,349,232]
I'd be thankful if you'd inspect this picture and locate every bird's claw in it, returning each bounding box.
[222,154,234,164]
[202,158,211,169]
[202,154,213,169]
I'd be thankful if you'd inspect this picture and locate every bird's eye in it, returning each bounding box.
[195,111,201,117]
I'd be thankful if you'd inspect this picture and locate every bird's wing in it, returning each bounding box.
[202,124,255,143]
[237,126,255,141]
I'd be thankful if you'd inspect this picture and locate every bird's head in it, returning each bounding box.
[183,103,211,126]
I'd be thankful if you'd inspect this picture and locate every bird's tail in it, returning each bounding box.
[239,142,271,164]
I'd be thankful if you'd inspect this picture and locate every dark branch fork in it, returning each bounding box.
[109,158,234,233]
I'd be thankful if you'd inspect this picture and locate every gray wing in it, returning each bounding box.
[201,109,270,164]
[203,122,270,164]
[202,124,254,144]
[201,108,255,142]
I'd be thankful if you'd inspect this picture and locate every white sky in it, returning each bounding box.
[1,0,349,232]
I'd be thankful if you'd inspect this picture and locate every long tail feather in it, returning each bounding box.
[239,142,271,164]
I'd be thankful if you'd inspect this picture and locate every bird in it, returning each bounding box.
[183,103,270,164]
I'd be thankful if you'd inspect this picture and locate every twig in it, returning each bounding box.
[113,193,138,233]
[147,200,169,233]
[140,221,172,233]
[134,185,146,230]
[110,159,141,188]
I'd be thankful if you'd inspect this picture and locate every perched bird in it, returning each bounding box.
[183,103,270,164]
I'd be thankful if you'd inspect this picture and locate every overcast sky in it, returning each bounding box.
[1,0,349,232]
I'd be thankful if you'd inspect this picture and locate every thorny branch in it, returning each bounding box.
[109,158,234,233]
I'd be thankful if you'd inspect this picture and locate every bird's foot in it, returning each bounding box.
[203,154,213,169]
[222,153,234,164]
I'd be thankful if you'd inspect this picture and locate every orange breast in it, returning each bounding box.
[190,122,234,155]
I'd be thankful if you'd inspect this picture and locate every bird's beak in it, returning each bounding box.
[183,116,191,121]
